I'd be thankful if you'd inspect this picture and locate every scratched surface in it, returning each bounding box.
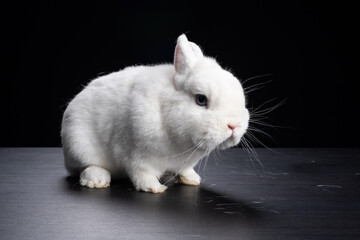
[0,148,359,240]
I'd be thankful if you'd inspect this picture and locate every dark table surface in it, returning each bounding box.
[0,148,359,240]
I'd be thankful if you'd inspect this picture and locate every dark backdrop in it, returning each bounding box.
[1,1,358,147]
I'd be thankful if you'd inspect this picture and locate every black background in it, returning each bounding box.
[1,1,358,147]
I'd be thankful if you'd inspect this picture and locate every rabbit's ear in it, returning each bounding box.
[174,34,204,75]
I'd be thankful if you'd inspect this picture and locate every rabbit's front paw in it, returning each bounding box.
[179,168,201,186]
[132,171,168,193]
[136,180,168,194]
[146,184,168,194]
[80,166,111,188]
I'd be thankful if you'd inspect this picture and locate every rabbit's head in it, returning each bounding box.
[162,35,249,152]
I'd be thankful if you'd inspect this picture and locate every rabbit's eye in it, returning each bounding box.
[195,94,208,107]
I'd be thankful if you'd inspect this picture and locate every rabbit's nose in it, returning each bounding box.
[228,124,236,131]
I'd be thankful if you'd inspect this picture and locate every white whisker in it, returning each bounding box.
[247,127,276,143]
[244,80,273,94]
[242,137,264,173]
[241,138,261,173]
[241,73,273,86]
[250,98,286,116]
[164,144,201,159]
[163,139,205,185]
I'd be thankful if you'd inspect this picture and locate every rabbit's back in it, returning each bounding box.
[61,64,175,175]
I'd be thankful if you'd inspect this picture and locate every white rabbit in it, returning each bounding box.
[61,34,249,193]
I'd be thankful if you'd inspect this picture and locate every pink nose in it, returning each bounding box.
[228,124,236,131]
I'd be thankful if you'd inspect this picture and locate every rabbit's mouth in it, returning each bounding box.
[217,132,244,150]
[192,133,237,152]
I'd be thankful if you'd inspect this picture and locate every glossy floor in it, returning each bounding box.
[0,148,359,239]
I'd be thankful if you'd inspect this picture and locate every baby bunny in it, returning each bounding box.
[61,34,249,193]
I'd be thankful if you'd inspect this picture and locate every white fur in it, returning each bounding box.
[79,166,111,188]
[61,34,249,193]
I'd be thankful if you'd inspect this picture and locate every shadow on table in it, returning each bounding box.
[65,176,265,227]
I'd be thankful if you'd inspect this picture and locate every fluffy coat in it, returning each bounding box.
[61,34,249,193]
